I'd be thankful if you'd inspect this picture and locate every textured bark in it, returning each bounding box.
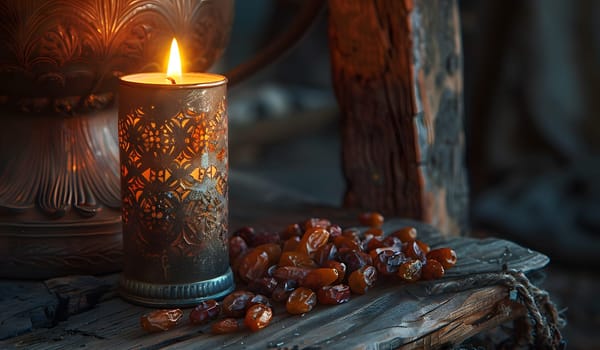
[328,0,468,236]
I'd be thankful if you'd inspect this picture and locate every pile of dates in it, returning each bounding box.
[141,213,457,334]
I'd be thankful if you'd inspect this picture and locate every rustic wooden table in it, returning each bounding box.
[0,173,551,349]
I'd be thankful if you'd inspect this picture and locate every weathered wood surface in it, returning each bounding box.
[0,217,548,349]
[0,280,59,340]
[328,0,468,236]
[0,275,118,340]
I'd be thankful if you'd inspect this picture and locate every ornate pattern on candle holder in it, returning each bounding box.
[120,99,228,257]
[118,82,232,305]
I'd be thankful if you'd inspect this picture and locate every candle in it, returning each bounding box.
[118,39,233,307]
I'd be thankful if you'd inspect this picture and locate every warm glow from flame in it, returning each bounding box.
[167,38,182,82]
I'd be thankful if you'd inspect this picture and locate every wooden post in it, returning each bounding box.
[328,0,468,236]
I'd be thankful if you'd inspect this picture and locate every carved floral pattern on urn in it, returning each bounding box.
[0,0,233,114]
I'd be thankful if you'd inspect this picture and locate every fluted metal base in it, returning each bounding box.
[119,268,235,308]
[0,109,123,279]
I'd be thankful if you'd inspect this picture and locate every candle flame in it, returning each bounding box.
[166,38,182,83]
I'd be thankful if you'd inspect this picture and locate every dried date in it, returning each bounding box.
[278,251,318,268]
[211,318,240,334]
[272,266,312,282]
[233,226,256,246]
[245,304,273,332]
[249,294,272,308]
[328,224,343,240]
[303,218,331,230]
[282,236,301,252]
[228,236,248,261]
[272,279,297,302]
[238,249,270,282]
[402,240,426,261]
[140,309,183,332]
[364,227,384,237]
[415,240,430,254]
[338,250,372,274]
[286,287,317,314]
[299,268,339,290]
[224,217,458,326]
[358,212,384,228]
[252,231,281,246]
[382,236,403,249]
[348,265,377,294]
[298,227,330,256]
[255,243,282,265]
[365,236,386,251]
[322,260,346,283]
[313,243,338,266]
[391,226,417,242]
[341,228,361,241]
[281,223,303,240]
[247,277,278,296]
[427,248,457,269]
[189,300,220,325]
[373,249,405,276]
[333,235,362,252]
[317,284,351,305]
[222,290,254,318]
[397,259,423,282]
[421,259,445,280]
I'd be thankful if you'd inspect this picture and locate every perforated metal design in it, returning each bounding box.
[118,75,232,306]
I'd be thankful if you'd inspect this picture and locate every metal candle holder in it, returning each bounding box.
[0,0,233,280]
[117,73,234,307]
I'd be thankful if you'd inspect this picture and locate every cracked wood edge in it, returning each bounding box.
[399,288,527,349]
[0,275,117,341]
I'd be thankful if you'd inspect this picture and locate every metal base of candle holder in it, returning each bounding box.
[119,267,235,307]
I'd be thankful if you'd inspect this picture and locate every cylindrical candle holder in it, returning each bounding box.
[117,73,234,307]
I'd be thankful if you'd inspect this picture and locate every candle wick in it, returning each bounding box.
[166,76,177,84]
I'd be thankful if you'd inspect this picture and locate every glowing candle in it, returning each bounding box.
[117,38,233,307]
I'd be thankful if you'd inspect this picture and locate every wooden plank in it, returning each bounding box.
[0,280,58,340]
[328,0,468,236]
[0,285,519,350]
[44,275,118,316]
[0,219,548,349]
[401,293,527,349]
[0,275,118,341]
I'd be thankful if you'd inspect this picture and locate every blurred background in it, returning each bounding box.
[219,0,343,206]
[216,1,600,348]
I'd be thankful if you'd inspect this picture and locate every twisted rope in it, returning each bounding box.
[427,270,565,349]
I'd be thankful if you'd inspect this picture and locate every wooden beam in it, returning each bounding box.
[328,0,468,236]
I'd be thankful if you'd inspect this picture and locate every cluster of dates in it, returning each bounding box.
[140,213,457,334]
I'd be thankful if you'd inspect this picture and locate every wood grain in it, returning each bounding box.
[0,219,548,349]
[328,0,468,236]
[0,286,522,350]
[0,280,58,340]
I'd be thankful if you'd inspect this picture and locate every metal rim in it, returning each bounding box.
[118,73,227,89]
[119,267,235,307]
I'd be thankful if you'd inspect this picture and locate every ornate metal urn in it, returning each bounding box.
[0,0,233,279]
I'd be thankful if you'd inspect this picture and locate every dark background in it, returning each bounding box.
[217,1,600,348]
